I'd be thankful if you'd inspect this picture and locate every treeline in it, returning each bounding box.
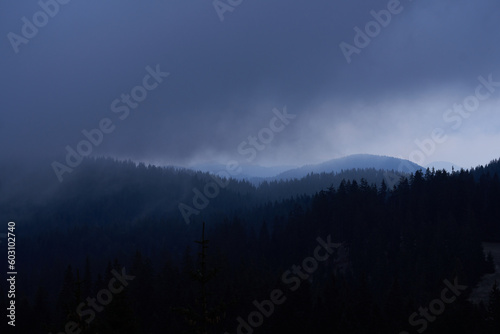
[1,157,500,333]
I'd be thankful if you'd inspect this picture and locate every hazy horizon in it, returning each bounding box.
[2,0,500,175]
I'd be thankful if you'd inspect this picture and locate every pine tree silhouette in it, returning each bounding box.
[173,222,226,334]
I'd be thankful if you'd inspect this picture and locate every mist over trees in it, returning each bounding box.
[1,157,500,333]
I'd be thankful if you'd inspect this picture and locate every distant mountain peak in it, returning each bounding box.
[187,154,424,183]
[275,154,423,180]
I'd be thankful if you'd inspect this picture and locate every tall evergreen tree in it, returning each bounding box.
[173,222,226,334]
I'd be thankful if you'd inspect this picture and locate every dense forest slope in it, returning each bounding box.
[0,157,499,333]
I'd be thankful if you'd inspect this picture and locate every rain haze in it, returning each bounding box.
[1,0,500,176]
[3,2,500,333]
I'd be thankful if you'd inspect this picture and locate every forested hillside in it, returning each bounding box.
[1,157,500,333]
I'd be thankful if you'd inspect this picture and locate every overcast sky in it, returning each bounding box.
[1,0,500,175]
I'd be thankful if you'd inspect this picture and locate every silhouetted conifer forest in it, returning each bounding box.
[1,157,500,333]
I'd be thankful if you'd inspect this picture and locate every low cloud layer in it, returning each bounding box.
[1,0,500,177]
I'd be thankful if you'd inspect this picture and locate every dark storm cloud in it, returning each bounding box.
[1,0,500,175]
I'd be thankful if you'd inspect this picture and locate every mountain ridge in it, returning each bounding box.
[190,154,425,182]
[273,154,424,181]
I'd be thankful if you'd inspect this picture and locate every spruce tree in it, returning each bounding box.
[173,222,226,334]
